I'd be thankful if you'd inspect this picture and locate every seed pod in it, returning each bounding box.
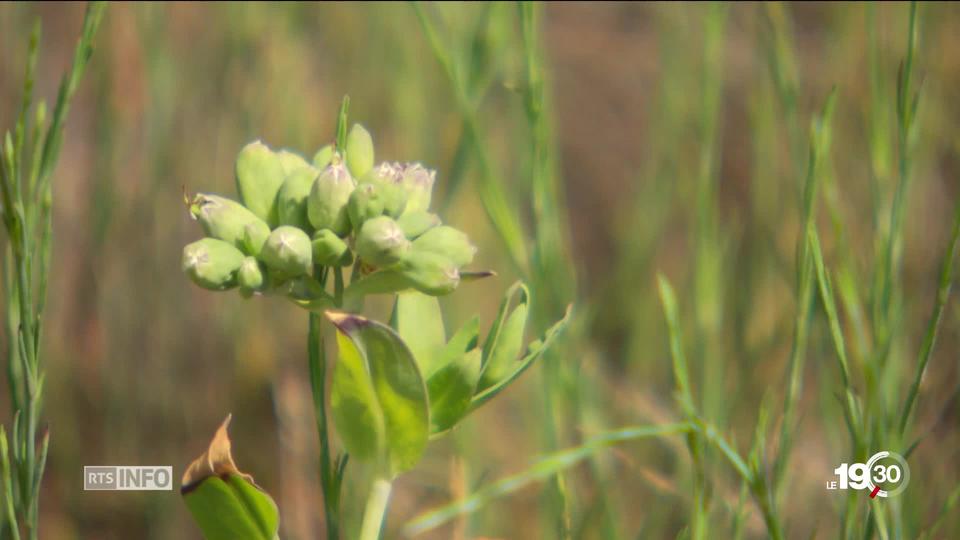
[312,229,353,267]
[277,149,311,175]
[235,141,286,227]
[412,225,476,266]
[182,238,245,291]
[397,210,440,239]
[398,163,436,215]
[347,183,386,232]
[397,250,460,296]
[307,157,355,236]
[356,216,411,267]
[312,144,334,169]
[189,194,270,256]
[277,166,319,231]
[238,256,266,297]
[261,226,313,278]
[345,124,374,179]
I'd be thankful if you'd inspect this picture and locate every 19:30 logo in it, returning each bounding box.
[827,451,910,498]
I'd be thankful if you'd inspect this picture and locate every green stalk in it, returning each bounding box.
[359,477,393,540]
[898,196,960,436]
[411,1,529,275]
[0,5,105,539]
[517,4,577,537]
[874,1,919,371]
[308,313,340,540]
[657,275,708,539]
[774,90,837,495]
[659,276,785,539]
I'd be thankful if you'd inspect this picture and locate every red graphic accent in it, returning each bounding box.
[869,486,881,498]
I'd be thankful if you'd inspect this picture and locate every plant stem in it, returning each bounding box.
[359,477,393,540]
[308,312,341,539]
[898,195,960,436]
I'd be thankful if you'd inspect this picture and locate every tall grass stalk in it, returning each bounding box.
[773,89,837,499]
[0,4,105,539]
[413,3,578,536]
[516,3,580,538]
[657,276,784,540]
[898,196,960,436]
[411,1,529,275]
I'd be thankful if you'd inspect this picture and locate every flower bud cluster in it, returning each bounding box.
[182,124,477,304]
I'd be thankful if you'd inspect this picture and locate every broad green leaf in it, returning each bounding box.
[181,416,279,540]
[328,312,429,476]
[479,282,530,390]
[392,292,446,379]
[471,304,572,411]
[329,327,385,464]
[427,349,481,434]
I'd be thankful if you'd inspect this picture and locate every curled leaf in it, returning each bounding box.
[181,415,279,540]
[471,304,573,412]
[479,282,530,390]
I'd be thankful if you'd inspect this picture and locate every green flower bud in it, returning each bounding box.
[412,225,476,266]
[189,194,270,256]
[398,251,460,296]
[364,162,408,218]
[235,141,286,226]
[399,163,436,215]
[261,226,313,278]
[307,157,355,236]
[347,183,386,232]
[182,238,245,291]
[277,166,319,231]
[396,210,440,239]
[312,144,334,169]
[356,216,411,267]
[345,124,374,179]
[312,229,353,267]
[277,149,311,175]
[238,256,266,297]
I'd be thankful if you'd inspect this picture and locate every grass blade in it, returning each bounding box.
[898,196,960,435]
[402,423,693,537]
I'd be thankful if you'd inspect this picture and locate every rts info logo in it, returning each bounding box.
[826,451,910,498]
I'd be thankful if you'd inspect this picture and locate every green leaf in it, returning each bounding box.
[428,349,481,434]
[471,304,572,411]
[328,312,430,476]
[184,475,279,540]
[328,326,385,464]
[479,282,530,390]
[343,270,412,302]
[392,292,447,379]
[444,316,480,359]
[181,416,279,540]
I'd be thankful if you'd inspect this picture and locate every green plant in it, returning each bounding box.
[0,4,105,539]
[177,97,570,539]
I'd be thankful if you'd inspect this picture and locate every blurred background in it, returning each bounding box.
[1,2,959,538]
